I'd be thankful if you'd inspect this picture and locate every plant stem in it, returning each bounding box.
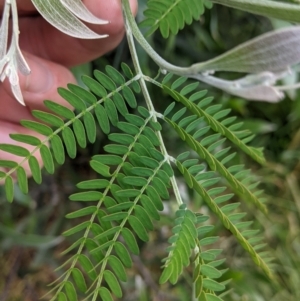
[122,0,184,206]
[122,0,195,76]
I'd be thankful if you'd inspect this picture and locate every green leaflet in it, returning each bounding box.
[114,242,133,268]
[51,135,65,165]
[94,70,117,91]
[105,65,125,85]
[95,104,110,134]
[103,270,122,298]
[163,85,265,165]
[78,254,97,280]
[64,281,77,301]
[32,110,64,128]
[140,0,212,38]
[62,127,77,158]
[71,268,87,293]
[29,156,42,184]
[16,166,28,194]
[82,75,107,98]
[160,207,198,284]
[67,83,97,104]
[83,112,96,143]
[44,100,75,120]
[0,144,29,157]
[108,256,127,282]
[66,206,98,219]
[122,228,140,255]
[10,134,41,146]
[5,176,14,203]
[58,87,86,111]
[166,117,267,214]
[176,161,274,279]
[40,145,54,174]
[99,287,113,301]
[73,119,87,148]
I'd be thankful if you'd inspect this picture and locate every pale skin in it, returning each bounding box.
[0,0,138,175]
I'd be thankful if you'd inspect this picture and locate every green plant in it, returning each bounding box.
[0,0,299,300]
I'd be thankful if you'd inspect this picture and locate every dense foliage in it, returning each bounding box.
[0,1,299,301]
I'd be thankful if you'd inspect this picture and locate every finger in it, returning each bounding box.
[0,52,76,124]
[0,120,44,178]
[18,0,138,66]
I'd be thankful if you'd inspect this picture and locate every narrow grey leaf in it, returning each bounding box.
[61,0,109,24]
[31,0,108,39]
[193,26,300,74]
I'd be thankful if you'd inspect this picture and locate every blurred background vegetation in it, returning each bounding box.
[0,1,299,300]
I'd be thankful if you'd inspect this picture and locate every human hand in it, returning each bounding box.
[0,0,138,175]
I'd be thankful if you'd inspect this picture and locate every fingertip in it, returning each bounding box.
[83,0,138,36]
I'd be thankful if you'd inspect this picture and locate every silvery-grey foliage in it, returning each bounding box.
[0,0,30,105]
[0,0,108,106]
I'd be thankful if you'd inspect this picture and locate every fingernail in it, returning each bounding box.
[21,55,54,93]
